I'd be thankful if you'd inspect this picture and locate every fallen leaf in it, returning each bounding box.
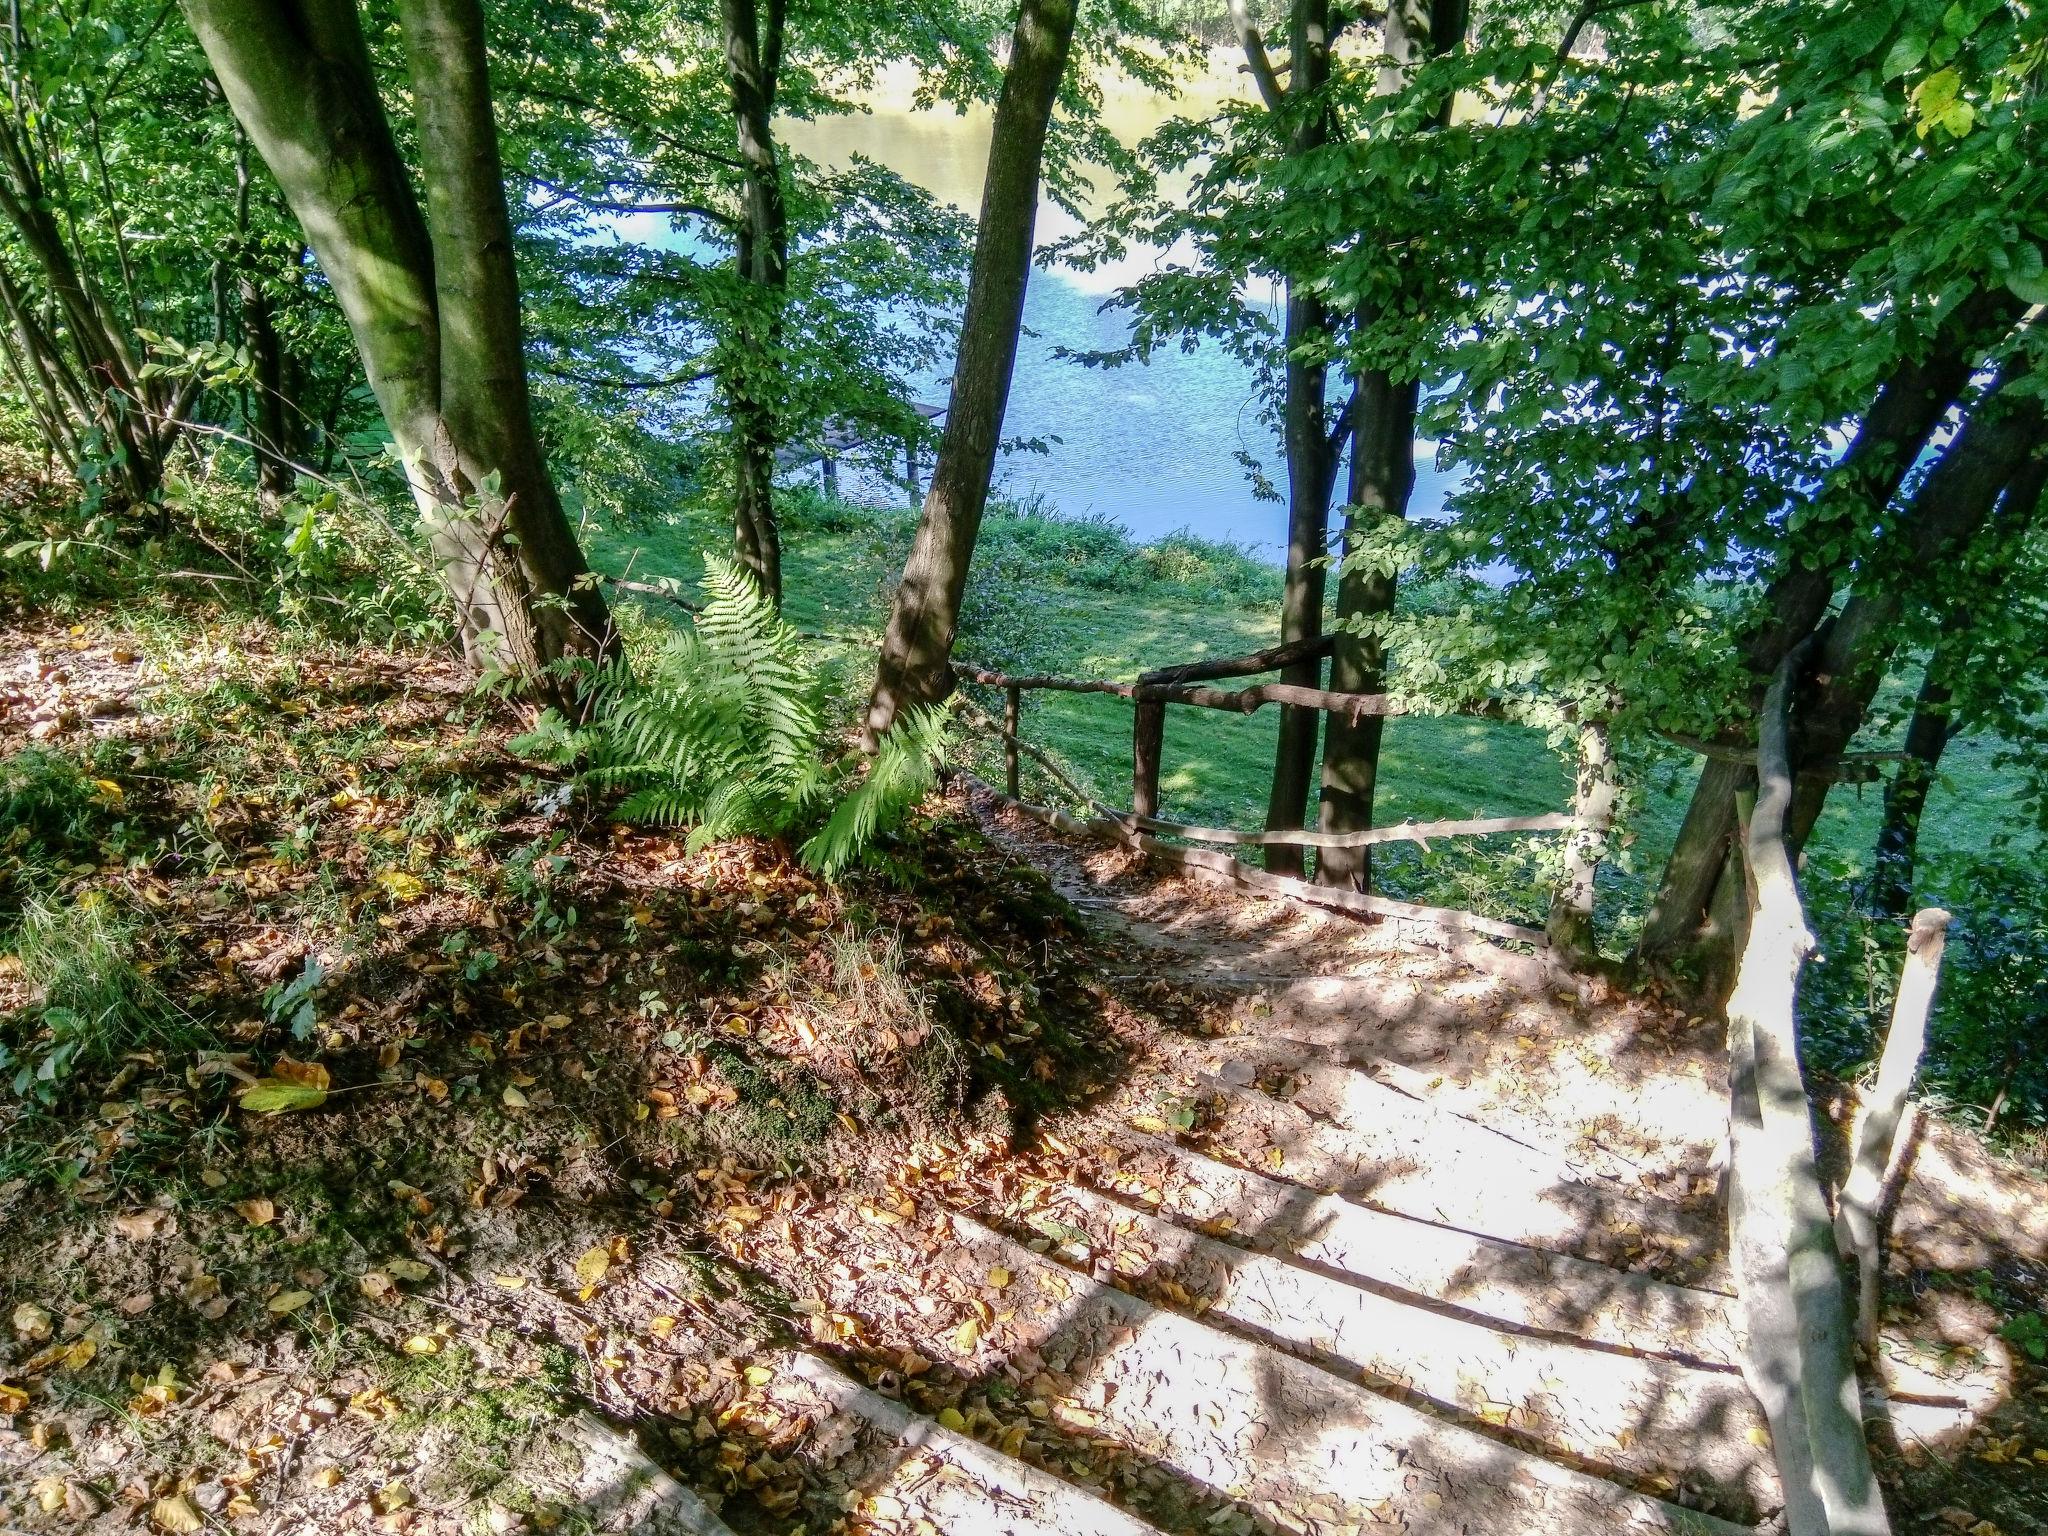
[266,1290,314,1315]
[500,1085,528,1109]
[12,1301,52,1341]
[952,1317,982,1355]
[401,1335,440,1356]
[0,1381,28,1413]
[113,1207,170,1240]
[59,1338,95,1370]
[153,1494,204,1533]
[386,1258,431,1282]
[312,1466,343,1489]
[936,1406,967,1431]
[573,1246,611,1287]
[235,1197,277,1227]
[742,1364,774,1387]
[374,869,425,903]
[240,1061,330,1114]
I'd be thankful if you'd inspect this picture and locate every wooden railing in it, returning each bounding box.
[953,635,1616,965]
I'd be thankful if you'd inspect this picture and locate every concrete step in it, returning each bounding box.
[936,1208,1755,1536]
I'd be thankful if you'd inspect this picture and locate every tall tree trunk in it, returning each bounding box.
[1780,368,2042,849]
[1662,362,2043,997]
[1869,630,1960,927]
[721,0,788,604]
[1636,290,2023,978]
[183,0,614,687]
[1232,0,1335,876]
[862,0,1079,742]
[233,135,295,511]
[1317,0,1467,890]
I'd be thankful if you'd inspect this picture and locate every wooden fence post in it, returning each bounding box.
[1132,698,1165,819]
[1003,684,1021,799]
[1546,720,1615,966]
[1836,906,1950,1354]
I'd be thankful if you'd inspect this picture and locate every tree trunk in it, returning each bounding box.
[1779,370,2042,848]
[1317,0,1468,890]
[1870,454,2044,922]
[183,0,614,686]
[1257,0,1336,876]
[862,0,1078,743]
[721,0,788,604]
[1869,629,1961,926]
[233,136,295,511]
[1636,289,2023,975]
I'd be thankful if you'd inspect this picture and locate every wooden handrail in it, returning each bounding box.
[1137,632,1336,686]
[1095,805,1577,851]
[1724,642,1890,1536]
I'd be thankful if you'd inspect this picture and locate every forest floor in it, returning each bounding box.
[0,610,2045,1536]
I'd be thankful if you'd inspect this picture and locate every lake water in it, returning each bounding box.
[758,73,1457,563]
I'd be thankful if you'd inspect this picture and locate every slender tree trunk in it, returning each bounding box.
[1317,0,1467,889]
[1869,641,1957,926]
[183,0,614,687]
[233,135,295,510]
[862,0,1079,742]
[1780,372,2043,849]
[721,0,788,603]
[1871,455,2044,921]
[1636,290,2023,976]
[1232,0,1336,876]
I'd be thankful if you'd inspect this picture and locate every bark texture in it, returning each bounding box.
[862,0,1079,742]
[1316,0,1468,888]
[1254,0,1337,876]
[182,0,613,684]
[721,0,788,603]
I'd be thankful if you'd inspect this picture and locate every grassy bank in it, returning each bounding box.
[591,488,2027,927]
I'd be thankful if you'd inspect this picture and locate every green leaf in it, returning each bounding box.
[239,1079,328,1114]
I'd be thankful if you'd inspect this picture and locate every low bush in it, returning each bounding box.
[514,554,949,876]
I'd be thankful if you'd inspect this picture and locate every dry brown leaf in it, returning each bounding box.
[152,1494,203,1533]
[235,1197,277,1227]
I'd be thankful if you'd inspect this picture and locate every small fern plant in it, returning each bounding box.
[512,555,947,876]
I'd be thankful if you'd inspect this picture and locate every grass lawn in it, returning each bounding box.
[588,491,2032,942]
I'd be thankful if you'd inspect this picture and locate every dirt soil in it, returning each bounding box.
[0,612,2043,1536]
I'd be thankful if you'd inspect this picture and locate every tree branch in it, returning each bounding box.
[1229,0,1285,112]
[524,174,737,230]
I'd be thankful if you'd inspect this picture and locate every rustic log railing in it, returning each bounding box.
[1722,643,1951,1536]
[952,635,1613,965]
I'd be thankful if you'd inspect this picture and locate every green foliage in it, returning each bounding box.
[1803,848,2048,1134]
[514,553,947,875]
[1,891,172,1102]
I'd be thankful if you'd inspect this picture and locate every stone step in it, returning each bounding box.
[1090,1130,1742,1365]
[1195,1071,1718,1277]
[1020,1180,1771,1522]
[760,1351,1166,1536]
[938,1209,1755,1536]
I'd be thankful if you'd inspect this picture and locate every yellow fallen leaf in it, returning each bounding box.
[266,1289,314,1315]
[491,1273,527,1291]
[742,1364,774,1387]
[33,1476,65,1513]
[12,1302,52,1341]
[987,1266,1011,1290]
[385,1258,431,1282]
[936,1406,967,1431]
[374,869,425,903]
[0,1381,29,1413]
[60,1338,96,1369]
[402,1335,440,1356]
[235,1197,277,1227]
[952,1317,982,1355]
[574,1246,611,1287]
[153,1494,204,1533]
[240,1061,330,1113]
[501,1085,528,1109]
[312,1466,343,1489]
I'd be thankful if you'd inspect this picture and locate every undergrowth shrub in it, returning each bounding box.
[1803,848,2048,1135]
[514,554,948,875]
[0,749,121,914]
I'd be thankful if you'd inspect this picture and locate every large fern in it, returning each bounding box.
[513,553,946,874]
